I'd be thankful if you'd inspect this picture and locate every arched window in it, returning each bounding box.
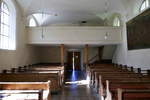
[29,18,36,27]
[140,0,149,12]
[113,17,120,27]
[0,1,16,50]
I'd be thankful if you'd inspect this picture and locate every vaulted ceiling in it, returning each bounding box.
[16,0,128,26]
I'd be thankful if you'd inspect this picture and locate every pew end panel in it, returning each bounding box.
[117,88,150,100]
[0,81,51,100]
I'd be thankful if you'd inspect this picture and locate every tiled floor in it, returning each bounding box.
[52,70,100,100]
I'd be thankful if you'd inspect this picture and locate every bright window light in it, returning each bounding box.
[0,1,16,50]
[29,18,36,27]
[113,17,120,27]
[33,13,51,26]
[140,0,149,12]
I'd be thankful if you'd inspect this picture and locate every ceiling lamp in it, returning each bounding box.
[104,32,109,40]
[104,0,109,26]
[41,0,45,40]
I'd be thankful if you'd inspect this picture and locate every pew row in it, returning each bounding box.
[88,63,150,100]
[0,72,60,93]
[0,81,51,100]
[105,81,150,100]
[117,88,150,100]
[1,65,64,91]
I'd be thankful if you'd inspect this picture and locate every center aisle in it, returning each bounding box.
[52,70,100,100]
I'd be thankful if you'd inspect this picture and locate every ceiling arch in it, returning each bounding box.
[16,0,127,26]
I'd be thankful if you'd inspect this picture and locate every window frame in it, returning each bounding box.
[140,0,149,12]
[0,1,10,49]
[113,17,121,27]
[29,17,37,27]
[0,0,16,50]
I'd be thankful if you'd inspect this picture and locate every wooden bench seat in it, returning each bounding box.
[24,65,64,84]
[105,81,150,100]
[117,89,150,100]
[96,75,150,94]
[90,70,135,86]
[0,81,51,100]
[0,72,61,93]
[88,63,150,100]
[2,65,65,87]
[93,72,143,86]
[98,74,150,100]
[28,67,64,84]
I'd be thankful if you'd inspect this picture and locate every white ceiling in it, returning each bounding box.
[16,0,127,25]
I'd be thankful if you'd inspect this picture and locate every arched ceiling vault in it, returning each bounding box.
[16,0,128,26]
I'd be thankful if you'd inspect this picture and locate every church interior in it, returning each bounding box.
[0,0,150,100]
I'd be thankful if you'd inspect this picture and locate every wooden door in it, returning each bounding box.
[67,52,73,70]
[98,46,104,62]
[74,52,81,70]
[67,51,81,71]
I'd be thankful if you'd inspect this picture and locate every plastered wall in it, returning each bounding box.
[113,0,150,69]
[0,0,39,71]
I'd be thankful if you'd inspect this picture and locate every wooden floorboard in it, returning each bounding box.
[52,84,100,100]
[52,70,100,100]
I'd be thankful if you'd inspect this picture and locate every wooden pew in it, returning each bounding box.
[21,65,64,86]
[23,65,64,81]
[117,88,150,100]
[97,73,150,100]
[94,72,144,92]
[28,65,64,83]
[0,72,60,93]
[4,65,65,87]
[105,81,150,100]
[1,65,64,92]
[0,81,51,100]
[90,68,133,86]
[88,63,150,100]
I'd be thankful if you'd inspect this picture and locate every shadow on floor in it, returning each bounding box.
[51,70,100,100]
[65,70,86,82]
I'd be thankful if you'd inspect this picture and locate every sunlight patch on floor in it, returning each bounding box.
[65,79,90,85]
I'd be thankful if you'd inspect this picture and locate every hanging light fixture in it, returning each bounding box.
[40,1,58,39]
[104,32,108,40]
[40,0,45,40]
[104,0,109,26]
[41,11,44,39]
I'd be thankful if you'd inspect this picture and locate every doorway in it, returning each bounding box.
[67,51,81,71]
[65,51,85,82]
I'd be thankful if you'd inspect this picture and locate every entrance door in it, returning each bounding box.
[67,51,81,71]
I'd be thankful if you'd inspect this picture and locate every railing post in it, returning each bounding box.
[130,66,134,72]
[11,68,16,73]
[138,68,141,73]
[60,44,65,66]
[38,90,43,100]
[117,88,123,100]
[2,70,7,73]
[147,70,150,76]
[84,44,89,68]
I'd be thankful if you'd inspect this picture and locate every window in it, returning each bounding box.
[140,0,149,12]
[113,17,120,27]
[0,1,16,50]
[29,18,36,27]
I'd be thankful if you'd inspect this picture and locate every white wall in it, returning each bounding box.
[113,0,150,69]
[88,47,99,62]
[0,0,39,71]
[38,46,61,63]
[27,26,122,45]
[102,45,116,60]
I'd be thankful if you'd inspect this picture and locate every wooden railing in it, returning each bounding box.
[88,54,99,64]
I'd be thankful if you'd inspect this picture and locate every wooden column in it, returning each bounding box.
[84,44,89,66]
[60,44,64,66]
[98,46,104,62]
